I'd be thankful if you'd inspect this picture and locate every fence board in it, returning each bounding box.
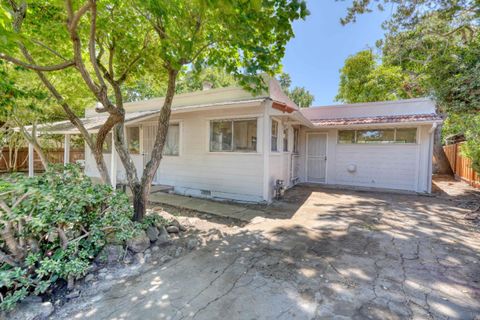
[0,148,84,172]
[443,142,479,188]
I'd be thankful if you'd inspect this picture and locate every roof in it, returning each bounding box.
[300,98,442,127]
[21,83,441,135]
[22,110,161,135]
[85,77,292,116]
[310,114,443,127]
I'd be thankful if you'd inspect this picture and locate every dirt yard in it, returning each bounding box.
[49,178,480,320]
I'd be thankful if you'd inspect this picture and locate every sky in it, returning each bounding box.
[282,1,392,106]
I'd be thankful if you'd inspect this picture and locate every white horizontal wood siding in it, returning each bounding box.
[151,105,266,202]
[333,144,418,190]
[298,125,433,192]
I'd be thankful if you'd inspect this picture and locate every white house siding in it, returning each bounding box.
[333,144,418,190]
[84,149,143,180]
[298,125,433,193]
[148,104,266,202]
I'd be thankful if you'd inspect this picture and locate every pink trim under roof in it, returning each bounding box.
[310,113,442,126]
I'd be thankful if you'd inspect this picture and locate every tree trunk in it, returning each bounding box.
[132,183,150,222]
[433,124,453,175]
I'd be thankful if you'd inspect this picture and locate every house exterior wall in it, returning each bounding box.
[85,103,270,202]
[298,124,433,193]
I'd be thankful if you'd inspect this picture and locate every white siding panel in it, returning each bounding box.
[150,105,266,202]
[334,144,418,191]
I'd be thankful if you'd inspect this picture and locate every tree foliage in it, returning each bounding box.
[0,165,139,311]
[335,50,409,103]
[278,72,314,107]
[340,0,480,172]
[0,0,309,220]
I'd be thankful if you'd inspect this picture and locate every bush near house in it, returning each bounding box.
[0,165,140,311]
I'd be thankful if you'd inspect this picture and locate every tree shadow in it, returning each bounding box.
[55,183,480,319]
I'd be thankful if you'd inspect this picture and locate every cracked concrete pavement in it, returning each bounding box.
[52,181,480,319]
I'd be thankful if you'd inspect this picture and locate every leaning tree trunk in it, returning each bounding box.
[115,69,177,221]
[18,123,49,171]
[433,123,453,175]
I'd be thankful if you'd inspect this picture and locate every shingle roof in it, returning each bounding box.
[310,113,443,127]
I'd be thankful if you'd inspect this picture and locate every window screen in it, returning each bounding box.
[164,124,180,156]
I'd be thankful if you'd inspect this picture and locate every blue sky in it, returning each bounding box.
[282,1,392,106]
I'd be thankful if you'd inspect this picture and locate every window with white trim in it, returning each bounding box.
[210,119,257,152]
[293,128,299,154]
[338,128,417,144]
[283,127,289,152]
[271,120,278,152]
[164,123,180,156]
[126,126,140,154]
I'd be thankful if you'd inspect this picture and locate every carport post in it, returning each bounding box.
[63,134,71,165]
[110,133,117,188]
[28,142,34,177]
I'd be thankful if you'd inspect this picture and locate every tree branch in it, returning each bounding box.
[31,39,70,61]
[0,53,75,71]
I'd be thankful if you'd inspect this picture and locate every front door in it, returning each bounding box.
[306,133,327,183]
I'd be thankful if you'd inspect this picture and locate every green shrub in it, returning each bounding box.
[0,164,138,311]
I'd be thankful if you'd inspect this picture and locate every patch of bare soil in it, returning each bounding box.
[433,175,480,225]
[39,207,240,319]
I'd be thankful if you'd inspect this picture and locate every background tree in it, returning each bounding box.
[339,0,479,174]
[278,72,314,107]
[0,0,309,221]
[335,49,409,103]
[176,67,238,94]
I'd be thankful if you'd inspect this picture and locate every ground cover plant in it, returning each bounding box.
[0,164,139,311]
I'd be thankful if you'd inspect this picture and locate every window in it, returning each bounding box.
[283,127,289,152]
[210,119,257,152]
[338,130,355,144]
[271,120,278,152]
[338,128,417,144]
[164,123,180,156]
[293,128,299,154]
[395,128,417,144]
[92,133,112,153]
[126,126,140,154]
[357,129,395,144]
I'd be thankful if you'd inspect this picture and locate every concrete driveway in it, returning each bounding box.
[54,181,480,320]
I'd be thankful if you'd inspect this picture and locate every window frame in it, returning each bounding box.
[163,123,181,156]
[283,126,289,152]
[337,127,418,145]
[271,119,279,152]
[126,126,141,154]
[209,118,258,153]
[293,127,300,154]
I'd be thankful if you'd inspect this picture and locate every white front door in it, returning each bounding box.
[306,133,327,183]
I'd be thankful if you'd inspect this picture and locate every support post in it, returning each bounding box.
[110,133,117,188]
[28,142,34,177]
[262,101,271,202]
[64,134,71,165]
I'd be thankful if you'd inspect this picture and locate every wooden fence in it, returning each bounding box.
[0,148,84,172]
[443,142,480,188]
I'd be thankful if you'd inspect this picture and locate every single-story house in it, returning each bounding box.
[29,78,442,202]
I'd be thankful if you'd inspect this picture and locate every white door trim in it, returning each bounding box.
[305,132,328,184]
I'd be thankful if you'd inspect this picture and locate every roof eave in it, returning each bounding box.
[312,119,443,129]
